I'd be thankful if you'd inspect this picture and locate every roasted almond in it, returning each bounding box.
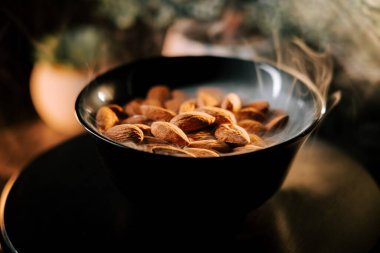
[171,89,188,100]
[124,99,142,116]
[188,139,231,153]
[221,93,242,112]
[184,148,219,157]
[104,124,144,143]
[197,87,224,107]
[132,123,151,135]
[214,124,250,146]
[164,99,183,113]
[233,144,264,153]
[96,106,119,131]
[146,85,171,103]
[179,99,197,113]
[142,136,169,145]
[170,111,215,132]
[245,100,270,113]
[151,122,190,146]
[238,119,266,135]
[248,133,266,146]
[196,106,237,125]
[187,130,216,141]
[266,114,289,132]
[141,105,176,122]
[151,145,195,157]
[142,98,163,107]
[121,115,150,124]
[236,107,267,122]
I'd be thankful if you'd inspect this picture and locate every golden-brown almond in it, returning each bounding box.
[196,106,237,125]
[188,139,231,153]
[104,124,144,143]
[121,115,150,124]
[233,144,264,153]
[186,130,215,141]
[171,89,188,100]
[124,99,143,116]
[245,100,270,113]
[236,107,267,122]
[96,106,119,131]
[140,105,176,122]
[132,123,151,135]
[179,99,197,113]
[170,111,215,132]
[142,136,169,145]
[214,124,250,146]
[266,114,289,132]
[238,119,266,135]
[221,93,242,112]
[197,87,224,107]
[164,99,183,113]
[184,148,219,157]
[151,145,195,157]
[142,98,162,107]
[151,122,190,146]
[146,85,171,103]
[248,133,266,146]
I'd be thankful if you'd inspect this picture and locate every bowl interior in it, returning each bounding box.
[76,56,325,149]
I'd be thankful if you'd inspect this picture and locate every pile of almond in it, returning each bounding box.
[95,85,288,157]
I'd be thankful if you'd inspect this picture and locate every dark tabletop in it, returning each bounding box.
[0,134,379,252]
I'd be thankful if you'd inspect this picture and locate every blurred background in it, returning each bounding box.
[0,0,379,190]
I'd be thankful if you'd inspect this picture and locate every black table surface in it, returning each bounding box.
[0,134,379,252]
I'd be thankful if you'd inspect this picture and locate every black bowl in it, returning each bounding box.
[75,56,326,241]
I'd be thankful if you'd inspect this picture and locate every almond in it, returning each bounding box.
[104,124,144,143]
[124,99,142,116]
[146,85,171,103]
[236,107,267,122]
[141,105,176,122]
[184,148,219,157]
[197,87,224,107]
[196,106,237,125]
[171,89,188,100]
[187,130,216,141]
[151,145,195,157]
[96,106,119,131]
[142,98,162,107]
[248,133,266,146]
[188,139,230,153]
[170,111,215,132]
[142,136,169,145]
[121,115,150,124]
[233,144,264,153]
[238,119,266,135]
[221,93,242,112]
[132,123,151,135]
[151,122,190,146]
[245,100,270,113]
[214,124,250,146]
[179,99,197,113]
[164,99,183,113]
[266,114,289,132]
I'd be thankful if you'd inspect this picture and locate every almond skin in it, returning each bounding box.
[197,87,224,107]
[151,122,190,146]
[266,114,289,132]
[96,106,119,131]
[237,119,266,136]
[121,115,150,124]
[188,139,231,153]
[184,148,220,157]
[221,93,242,112]
[151,145,195,157]
[170,111,215,132]
[196,106,237,125]
[140,105,176,122]
[235,107,267,122]
[179,99,197,113]
[244,100,270,113]
[233,144,264,153]
[146,85,171,103]
[214,124,250,146]
[124,99,142,116]
[105,124,144,143]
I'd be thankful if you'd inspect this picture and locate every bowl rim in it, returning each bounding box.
[75,55,327,157]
